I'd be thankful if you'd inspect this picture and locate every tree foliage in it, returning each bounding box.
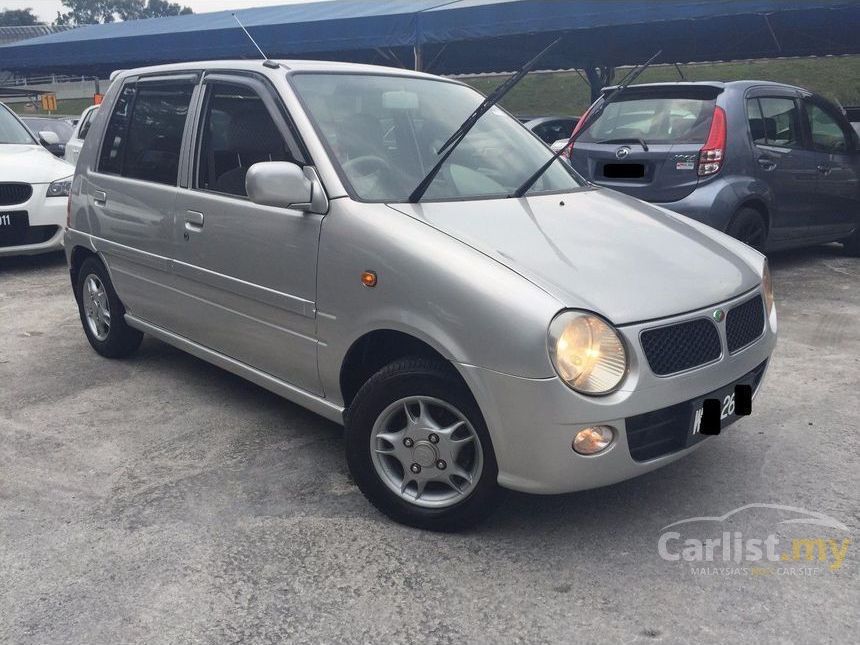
[0,8,41,26]
[55,0,193,25]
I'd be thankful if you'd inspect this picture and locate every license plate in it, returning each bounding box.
[0,211,29,244]
[689,377,754,442]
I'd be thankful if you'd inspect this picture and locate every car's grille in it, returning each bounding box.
[626,360,768,462]
[726,295,765,353]
[640,318,722,376]
[0,183,32,206]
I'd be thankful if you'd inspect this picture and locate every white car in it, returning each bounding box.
[64,105,98,165]
[1,102,74,256]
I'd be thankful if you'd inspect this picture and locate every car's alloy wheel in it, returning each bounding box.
[75,256,143,358]
[370,395,483,509]
[345,357,502,530]
[82,274,111,341]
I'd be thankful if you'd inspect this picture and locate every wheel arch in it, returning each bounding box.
[339,329,469,409]
[734,197,771,235]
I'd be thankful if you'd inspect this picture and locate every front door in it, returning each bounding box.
[171,74,324,395]
[746,94,819,243]
[802,96,860,239]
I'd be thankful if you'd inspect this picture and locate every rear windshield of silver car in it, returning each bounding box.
[290,72,585,202]
[576,87,721,146]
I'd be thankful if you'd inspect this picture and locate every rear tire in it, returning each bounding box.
[726,207,768,252]
[842,228,860,256]
[345,357,503,530]
[75,256,143,358]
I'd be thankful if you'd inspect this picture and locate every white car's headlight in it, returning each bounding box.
[549,310,628,395]
[47,176,73,198]
[762,259,774,316]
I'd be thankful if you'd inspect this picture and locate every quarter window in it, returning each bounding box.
[804,100,850,153]
[196,82,295,197]
[752,97,802,148]
[98,80,194,185]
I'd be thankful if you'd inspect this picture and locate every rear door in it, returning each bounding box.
[800,94,860,238]
[171,73,324,395]
[745,91,819,242]
[569,86,720,203]
[86,73,198,327]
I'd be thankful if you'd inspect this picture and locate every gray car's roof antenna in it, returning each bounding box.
[231,12,285,70]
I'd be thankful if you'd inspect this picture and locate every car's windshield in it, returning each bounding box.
[577,89,719,145]
[22,118,74,142]
[0,106,37,145]
[291,73,584,202]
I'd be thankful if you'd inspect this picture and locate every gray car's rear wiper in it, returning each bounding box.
[597,137,649,152]
[510,50,661,198]
[407,37,562,203]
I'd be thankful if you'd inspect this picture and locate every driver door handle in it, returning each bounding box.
[757,156,776,171]
[184,210,204,232]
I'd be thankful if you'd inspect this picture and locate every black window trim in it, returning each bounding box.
[745,93,808,151]
[186,70,311,201]
[94,71,200,185]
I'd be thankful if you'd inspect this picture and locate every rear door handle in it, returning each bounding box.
[184,210,204,230]
[757,157,776,171]
[93,190,107,206]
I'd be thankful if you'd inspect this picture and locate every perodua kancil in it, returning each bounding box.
[65,60,776,529]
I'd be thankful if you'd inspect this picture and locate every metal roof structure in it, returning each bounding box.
[0,0,857,77]
[0,25,75,47]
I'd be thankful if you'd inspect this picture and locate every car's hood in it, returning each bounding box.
[0,144,74,183]
[388,188,762,325]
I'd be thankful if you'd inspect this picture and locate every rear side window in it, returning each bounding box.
[750,97,802,148]
[98,80,194,185]
[577,89,718,145]
[804,99,851,153]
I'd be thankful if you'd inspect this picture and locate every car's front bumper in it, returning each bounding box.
[0,183,66,257]
[459,287,777,494]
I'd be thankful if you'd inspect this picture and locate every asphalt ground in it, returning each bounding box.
[1,245,858,644]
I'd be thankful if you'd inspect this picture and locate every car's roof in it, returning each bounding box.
[602,80,806,93]
[113,59,447,82]
[518,115,578,123]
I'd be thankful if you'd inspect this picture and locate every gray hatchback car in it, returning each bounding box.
[569,81,860,253]
[65,61,776,529]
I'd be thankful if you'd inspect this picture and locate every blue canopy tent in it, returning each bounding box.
[1,0,858,99]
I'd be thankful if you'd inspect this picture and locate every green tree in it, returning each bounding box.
[55,0,192,25]
[0,8,42,25]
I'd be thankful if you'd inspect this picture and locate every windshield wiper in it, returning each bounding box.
[510,50,661,198]
[407,37,562,203]
[597,137,649,152]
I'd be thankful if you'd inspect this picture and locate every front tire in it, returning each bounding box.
[726,207,768,252]
[345,357,502,530]
[75,256,143,358]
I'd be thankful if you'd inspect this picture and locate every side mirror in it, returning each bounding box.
[246,161,321,211]
[38,130,60,146]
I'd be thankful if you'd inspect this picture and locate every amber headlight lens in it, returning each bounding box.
[762,260,774,316]
[549,311,627,395]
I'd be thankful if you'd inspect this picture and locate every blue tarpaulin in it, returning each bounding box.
[0,0,858,76]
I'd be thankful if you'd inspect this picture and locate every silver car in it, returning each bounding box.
[65,60,777,529]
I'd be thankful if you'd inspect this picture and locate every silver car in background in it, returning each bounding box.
[65,60,776,529]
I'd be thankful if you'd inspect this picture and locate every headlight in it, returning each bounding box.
[47,176,73,198]
[548,310,628,395]
[762,259,774,316]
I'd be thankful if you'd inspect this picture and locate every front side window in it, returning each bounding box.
[291,73,583,202]
[755,97,802,148]
[195,82,294,197]
[98,80,194,185]
[78,108,96,140]
[532,119,578,144]
[0,105,37,145]
[804,99,851,153]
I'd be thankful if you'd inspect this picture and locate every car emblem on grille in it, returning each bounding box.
[712,309,725,323]
[616,146,631,159]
